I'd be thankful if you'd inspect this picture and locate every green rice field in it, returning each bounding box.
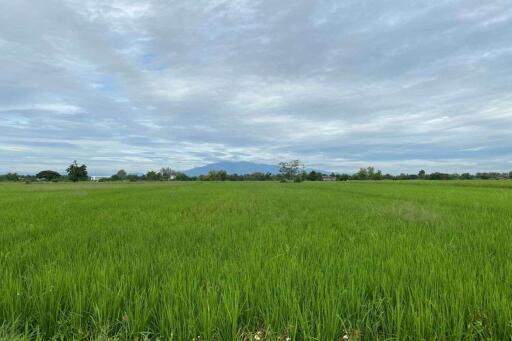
[1,181,512,340]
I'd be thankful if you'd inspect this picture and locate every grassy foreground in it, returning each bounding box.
[1,181,512,340]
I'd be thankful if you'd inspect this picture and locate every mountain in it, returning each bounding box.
[184,161,280,176]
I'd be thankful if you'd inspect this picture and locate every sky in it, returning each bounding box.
[1,0,511,175]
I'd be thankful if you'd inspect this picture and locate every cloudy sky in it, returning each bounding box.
[1,0,511,175]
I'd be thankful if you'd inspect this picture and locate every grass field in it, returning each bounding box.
[1,181,512,340]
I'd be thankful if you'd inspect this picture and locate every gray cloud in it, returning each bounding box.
[0,0,511,174]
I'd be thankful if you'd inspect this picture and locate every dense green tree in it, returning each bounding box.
[429,172,450,180]
[336,173,350,181]
[36,170,61,181]
[127,174,144,182]
[175,172,192,181]
[306,171,323,181]
[117,169,128,180]
[110,169,127,181]
[66,161,88,182]
[460,173,472,180]
[224,172,275,181]
[145,171,160,181]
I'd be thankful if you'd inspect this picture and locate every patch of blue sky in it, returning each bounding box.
[139,52,166,71]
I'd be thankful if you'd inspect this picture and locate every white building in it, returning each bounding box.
[90,175,110,181]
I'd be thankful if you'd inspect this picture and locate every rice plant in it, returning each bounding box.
[1,181,511,339]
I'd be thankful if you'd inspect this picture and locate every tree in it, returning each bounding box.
[66,161,88,182]
[418,170,426,179]
[337,173,350,181]
[36,170,61,181]
[201,170,227,181]
[356,168,368,180]
[367,166,376,179]
[4,173,19,181]
[159,167,175,181]
[460,173,472,180]
[355,166,383,180]
[307,171,323,181]
[366,167,382,180]
[116,169,127,180]
[175,172,191,181]
[110,169,128,181]
[145,170,160,181]
[127,174,144,182]
[279,160,302,181]
[429,172,450,180]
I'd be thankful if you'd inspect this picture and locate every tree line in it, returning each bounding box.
[1,161,512,182]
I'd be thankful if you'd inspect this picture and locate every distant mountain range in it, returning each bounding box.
[183,161,329,176]
[184,161,280,176]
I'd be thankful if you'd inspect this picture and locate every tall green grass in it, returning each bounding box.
[1,181,512,339]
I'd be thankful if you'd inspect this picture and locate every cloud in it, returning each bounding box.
[0,0,511,174]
